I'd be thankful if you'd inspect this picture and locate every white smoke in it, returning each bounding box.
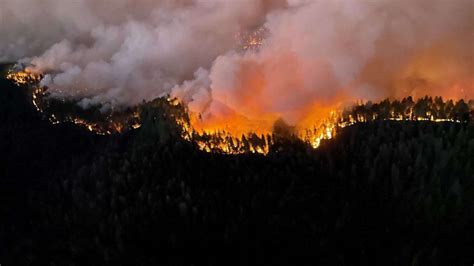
[1,0,472,124]
[1,0,282,104]
[176,0,473,124]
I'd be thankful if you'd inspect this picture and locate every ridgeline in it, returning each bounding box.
[1,66,473,265]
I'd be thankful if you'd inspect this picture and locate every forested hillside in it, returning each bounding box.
[0,74,473,265]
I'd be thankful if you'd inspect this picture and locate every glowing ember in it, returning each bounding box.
[237,27,266,51]
[6,69,42,86]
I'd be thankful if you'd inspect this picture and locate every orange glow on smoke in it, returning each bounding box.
[6,36,472,155]
[191,34,473,143]
[394,42,474,100]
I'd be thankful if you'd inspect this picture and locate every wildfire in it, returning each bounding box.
[6,69,42,86]
[5,68,471,156]
[184,129,272,155]
[6,69,140,135]
[179,96,472,155]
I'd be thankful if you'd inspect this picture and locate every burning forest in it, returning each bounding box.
[0,0,473,265]
[5,66,473,154]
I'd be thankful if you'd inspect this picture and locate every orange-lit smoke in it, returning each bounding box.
[1,0,472,137]
[173,0,473,135]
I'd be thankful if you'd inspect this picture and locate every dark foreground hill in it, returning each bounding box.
[0,74,473,265]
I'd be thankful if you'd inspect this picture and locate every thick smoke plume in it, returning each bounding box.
[1,0,473,132]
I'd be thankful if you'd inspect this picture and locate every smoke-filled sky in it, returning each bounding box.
[1,0,473,129]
